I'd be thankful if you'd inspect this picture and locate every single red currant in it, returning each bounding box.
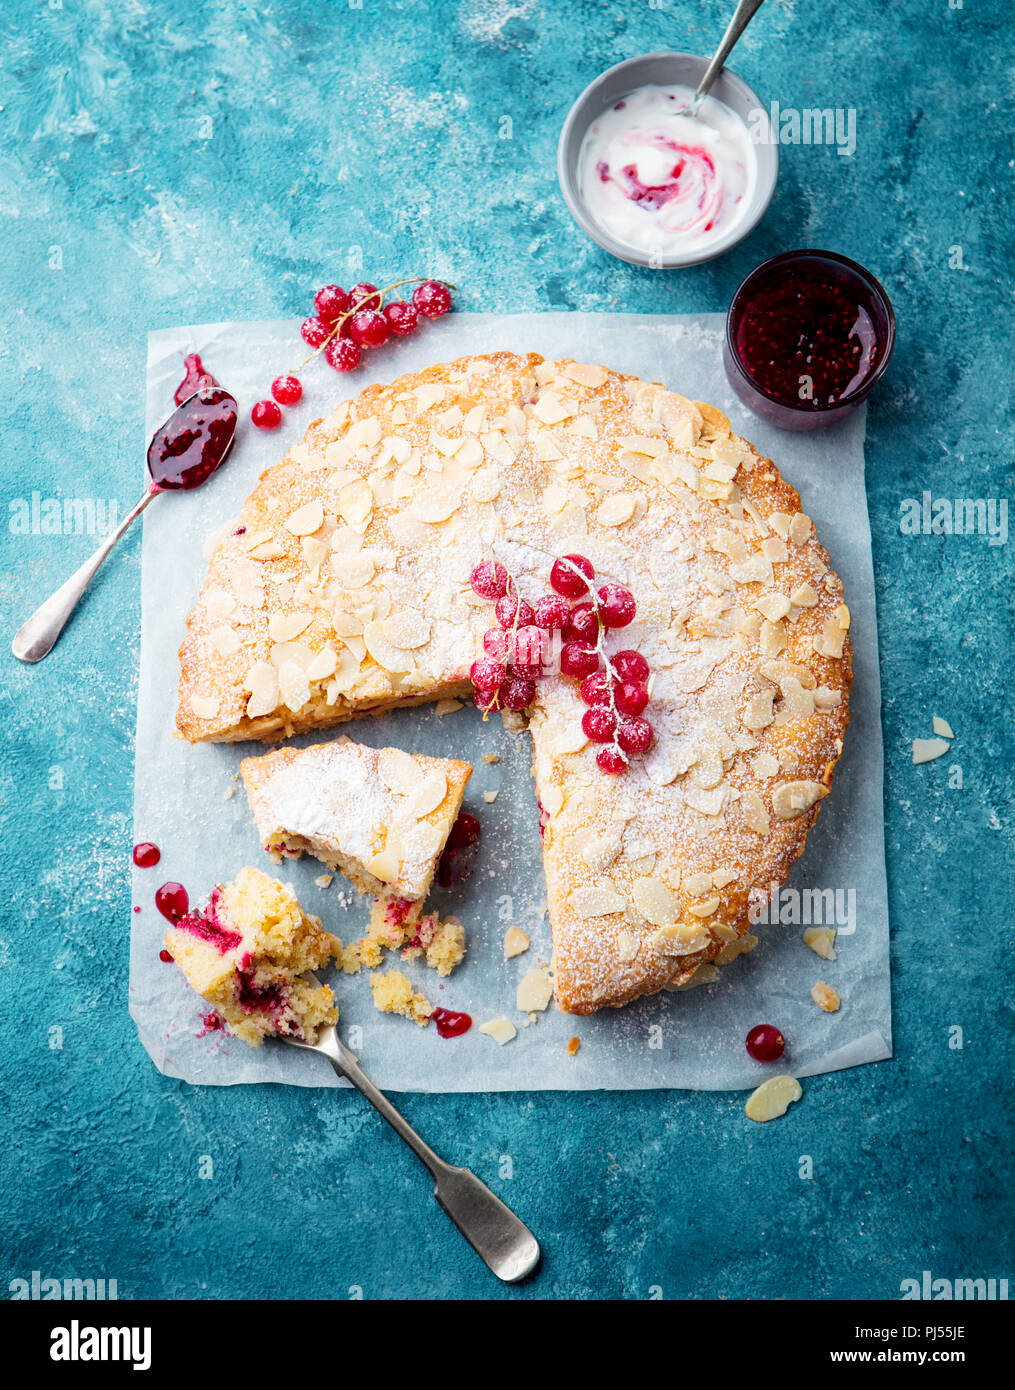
[325,337,361,372]
[482,627,511,661]
[582,707,618,743]
[560,641,599,679]
[412,279,452,318]
[533,593,570,630]
[301,316,331,348]
[470,657,505,692]
[596,746,628,775]
[495,593,535,630]
[474,690,500,714]
[348,281,381,311]
[550,553,595,599]
[501,676,536,711]
[746,1024,786,1063]
[579,671,612,706]
[613,648,650,683]
[271,374,303,406]
[313,284,350,322]
[348,309,389,348]
[617,717,654,754]
[384,300,419,336]
[597,583,636,628]
[512,625,545,674]
[470,559,509,599]
[251,399,282,429]
[614,681,649,716]
[565,601,600,644]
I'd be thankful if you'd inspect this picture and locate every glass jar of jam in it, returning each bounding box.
[724,249,895,430]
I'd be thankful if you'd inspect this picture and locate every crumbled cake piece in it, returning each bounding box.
[811,980,841,1012]
[803,926,837,960]
[164,866,337,1048]
[369,969,434,1026]
[401,912,466,976]
[240,740,471,919]
[567,1036,581,1056]
[479,1018,517,1045]
[347,897,466,977]
[503,925,530,958]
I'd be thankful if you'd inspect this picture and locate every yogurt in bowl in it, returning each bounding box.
[578,85,757,260]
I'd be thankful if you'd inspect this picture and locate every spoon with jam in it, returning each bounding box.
[12,372,238,663]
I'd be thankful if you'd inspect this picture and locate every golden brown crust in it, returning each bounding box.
[177,353,852,1014]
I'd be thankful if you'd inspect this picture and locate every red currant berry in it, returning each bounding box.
[565,601,600,644]
[470,559,509,599]
[495,593,535,630]
[550,553,595,599]
[533,593,569,630]
[348,281,381,311]
[582,707,618,743]
[313,284,350,323]
[271,374,303,406]
[579,671,612,706]
[412,279,452,318]
[474,690,500,714]
[325,337,361,372]
[501,676,536,711]
[617,717,654,755]
[745,1024,786,1063]
[251,399,282,429]
[470,657,505,692]
[614,681,649,716]
[596,746,628,775]
[349,309,389,348]
[301,316,331,348]
[613,648,649,683]
[560,641,599,679]
[598,583,636,628]
[384,300,419,336]
[512,625,545,674]
[482,627,511,661]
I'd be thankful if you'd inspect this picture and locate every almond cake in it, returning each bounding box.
[176,353,852,1015]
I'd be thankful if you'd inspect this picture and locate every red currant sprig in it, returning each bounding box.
[468,560,543,717]
[250,275,455,429]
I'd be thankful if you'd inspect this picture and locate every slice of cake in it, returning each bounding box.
[164,865,338,1047]
[240,740,472,923]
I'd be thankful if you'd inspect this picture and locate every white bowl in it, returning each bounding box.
[557,51,778,269]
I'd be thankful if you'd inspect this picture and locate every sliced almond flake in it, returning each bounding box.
[249,540,285,562]
[191,694,220,720]
[330,553,376,588]
[433,434,464,458]
[336,478,373,527]
[471,467,501,503]
[788,513,812,546]
[631,876,680,927]
[205,589,237,618]
[579,831,622,872]
[411,489,461,524]
[596,493,636,528]
[347,417,382,449]
[741,789,770,835]
[730,554,774,586]
[208,625,241,658]
[746,1075,802,1123]
[516,967,554,1013]
[814,686,842,710]
[711,869,737,890]
[933,715,955,739]
[814,619,847,659]
[755,592,792,623]
[531,427,564,462]
[683,785,728,817]
[791,582,819,608]
[411,771,448,819]
[655,923,712,956]
[377,747,423,794]
[761,535,788,563]
[688,894,720,917]
[277,660,311,710]
[615,929,639,964]
[269,640,313,670]
[284,500,325,536]
[542,483,569,514]
[456,436,483,469]
[268,611,313,642]
[503,926,530,959]
[541,784,564,817]
[479,1018,517,1045]
[305,645,338,680]
[760,618,787,660]
[382,612,431,650]
[242,528,274,553]
[366,850,400,885]
[570,885,626,918]
[772,780,827,819]
[363,620,414,674]
[532,392,575,426]
[760,659,817,691]
[750,752,780,779]
[803,927,837,960]
[684,871,713,897]
[332,609,365,638]
[434,699,464,716]
[912,736,950,764]
[414,383,445,412]
[811,980,841,1012]
[244,661,279,718]
[565,362,606,388]
[301,536,329,571]
[715,933,758,965]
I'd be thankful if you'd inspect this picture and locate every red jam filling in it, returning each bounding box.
[155,881,189,924]
[732,267,881,409]
[173,352,220,406]
[132,841,161,868]
[148,386,237,491]
[436,811,481,887]
[158,948,173,963]
[431,1007,472,1038]
[199,1010,225,1036]
[169,888,243,954]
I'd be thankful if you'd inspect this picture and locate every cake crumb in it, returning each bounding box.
[402,913,466,976]
[224,785,235,800]
[481,753,500,765]
[434,698,463,716]
[369,969,434,1026]
[315,873,334,889]
[483,789,498,803]
[503,925,530,958]
[811,980,841,1012]
[567,1036,580,1056]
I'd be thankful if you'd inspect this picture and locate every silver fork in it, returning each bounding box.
[283,990,540,1284]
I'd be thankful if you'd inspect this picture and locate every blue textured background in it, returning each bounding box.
[2,0,1012,1300]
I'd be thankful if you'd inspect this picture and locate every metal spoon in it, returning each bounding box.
[11,386,238,664]
[688,0,767,115]
[284,992,541,1284]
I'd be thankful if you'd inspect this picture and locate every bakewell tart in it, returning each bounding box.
[177,353,852,1015]
[163,866,338,1046]
[239,738,471,914]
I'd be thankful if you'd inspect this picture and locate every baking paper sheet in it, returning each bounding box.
[130,313,892,1091]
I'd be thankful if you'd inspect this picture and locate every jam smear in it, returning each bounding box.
[733,267,880,409]
[155,882,189,924]
[431,1007,472,1038]
[132,841,161,868]
[159,948,173,963]
[148,386,238,491]
[173,352,220,406]
[436,810,482,888]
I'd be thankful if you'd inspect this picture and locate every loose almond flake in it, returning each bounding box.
[932,716,955,739]
[745,1075,802,1123]
[479,1018,517,1045]
[503,926,530,959]
[803,927,837,960]
[811,980,841,1012]
[912,737,950,764]
[516,967,554,1013]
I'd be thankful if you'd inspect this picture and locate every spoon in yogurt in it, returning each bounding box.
[685,0,767,116]
[12,380,238,663]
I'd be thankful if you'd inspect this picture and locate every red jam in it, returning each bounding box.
[159,949,173,963]
[148,386,238,491]
[173,352,219,406]
[155,882,189,924]
[431,1007,472,1038]
[436,811,481,887]
[132,841,161,868]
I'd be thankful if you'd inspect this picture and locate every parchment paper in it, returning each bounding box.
[130,313,892,1092]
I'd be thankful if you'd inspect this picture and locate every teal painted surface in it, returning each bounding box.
[1,0,1012,1299]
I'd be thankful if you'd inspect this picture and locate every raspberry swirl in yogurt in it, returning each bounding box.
[578,84,757,257]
